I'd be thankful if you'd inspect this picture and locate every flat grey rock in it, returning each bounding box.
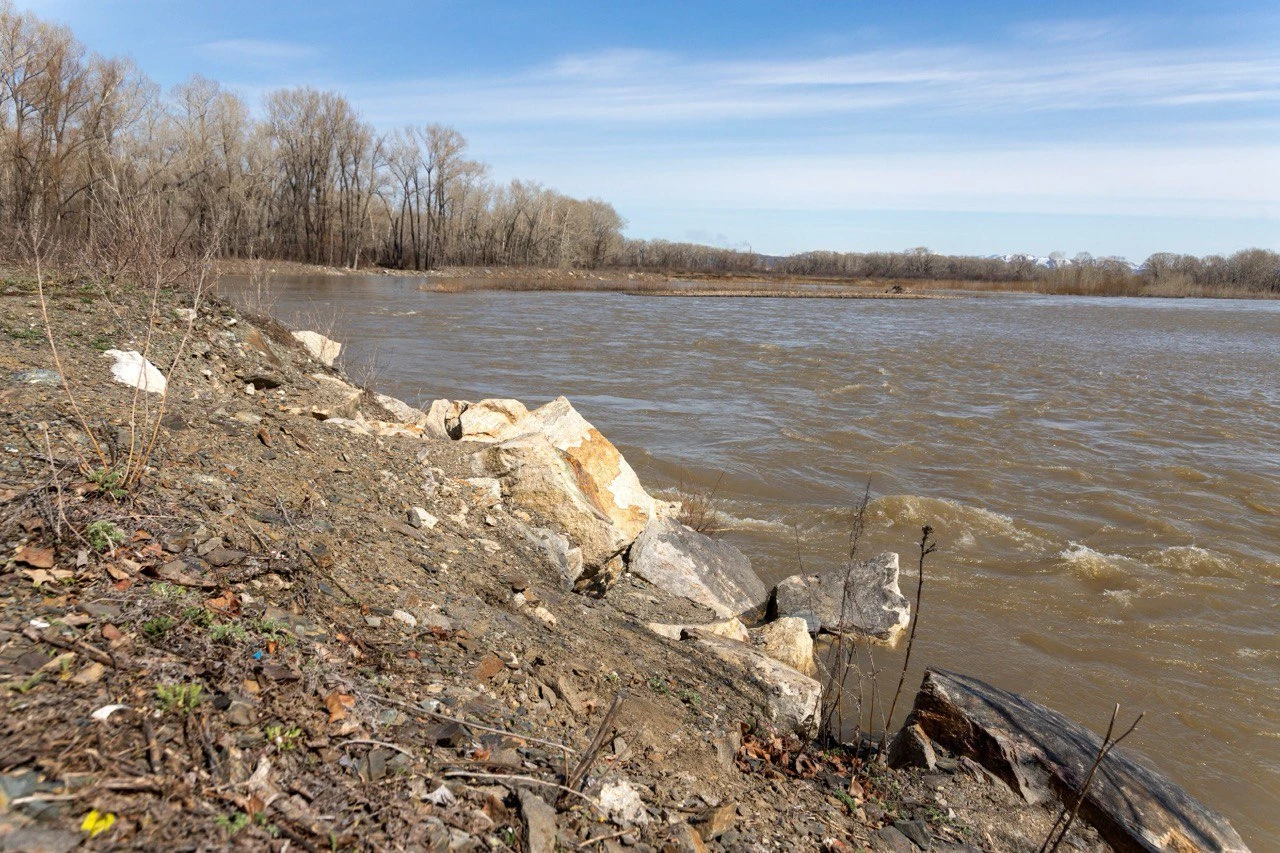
[770,552,909,643]
[627,516,767,618]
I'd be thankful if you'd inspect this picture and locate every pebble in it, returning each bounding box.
[12,369,60,386]
[365,616,383,628]
[392,609,417,628]
[408,507,438,529]
[225,699,256,726]
[893,819,931,849]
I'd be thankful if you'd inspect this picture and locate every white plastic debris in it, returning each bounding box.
[91,704,130,721]
[103,349,167,395]
[424,785,457,806]
[28,618,50,629]
[598,779,649,825]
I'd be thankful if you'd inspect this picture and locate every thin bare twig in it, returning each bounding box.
[29,223,107,473]
[369,693,576,756]
[1039,704,1144,852]
[441,771,601,811]
[563,692,625,796]
[340,738,415,758]
[883,525,935,754]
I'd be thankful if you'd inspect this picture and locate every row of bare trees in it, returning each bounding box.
[2,1,1274,293]
[0,2,628,273]
[616,242,1279,294]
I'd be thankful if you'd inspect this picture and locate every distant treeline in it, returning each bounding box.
[614,244,1280,296]
[1,2,1275,296]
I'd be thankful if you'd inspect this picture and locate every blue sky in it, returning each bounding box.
[23,0,1280,259]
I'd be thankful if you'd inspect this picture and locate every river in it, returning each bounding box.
[234,274,1280,846]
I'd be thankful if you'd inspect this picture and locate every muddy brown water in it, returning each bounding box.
[231,274,1280,846]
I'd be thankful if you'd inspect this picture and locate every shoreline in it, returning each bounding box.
[215,259,1278,300]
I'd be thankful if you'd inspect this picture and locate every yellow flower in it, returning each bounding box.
[80,809,116,837]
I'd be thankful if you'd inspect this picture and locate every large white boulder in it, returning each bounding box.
[689,632,822,740]
[457,398,537,443]
[374,393,428,426]
[103,349,166,396]
[473,431,629,568]
[770,553,910,644]
[627,516,767,618]
[531,397,657,541]
[424,398,467,440]
[751,617,817,677]
[646,617,750,643]
[292,330,341,366]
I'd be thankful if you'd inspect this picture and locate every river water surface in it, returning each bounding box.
[241,275,1279,846]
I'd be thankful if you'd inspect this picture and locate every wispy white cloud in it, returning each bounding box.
[515,145,1280,219]
[347,43,1280,127]
[1010,19,1121,45]
[200,39,318,65]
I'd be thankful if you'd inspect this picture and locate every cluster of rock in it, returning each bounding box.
[255,330,1250,851]
[410,394,914,740]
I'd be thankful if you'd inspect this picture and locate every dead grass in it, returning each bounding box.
[674,473,725,537]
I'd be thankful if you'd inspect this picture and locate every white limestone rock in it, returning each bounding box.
[292,330,341,366]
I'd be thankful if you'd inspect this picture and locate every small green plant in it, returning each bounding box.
[86,519,126,551]
[89,334,114,352]
[87,468,127,500]
[215,812,250,835]
[678,688,703,710]
[9,326,42,342]
[835,790,860,812]
[647,676,671,695]
[183,606,214,627]
[258,618,294,645]
[253,813,280,837]
[150,582,189,600]
[142,615,177,639]
[156,682,203,715]
[265,723,303,751]
[13,673,45,694]
[210,622,248,642]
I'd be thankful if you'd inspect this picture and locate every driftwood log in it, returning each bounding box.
[909,668,1249,853]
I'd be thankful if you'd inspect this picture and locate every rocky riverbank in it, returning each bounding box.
[0,275,1247,850]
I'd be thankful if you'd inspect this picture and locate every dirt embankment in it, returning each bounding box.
[0,274,1103,851]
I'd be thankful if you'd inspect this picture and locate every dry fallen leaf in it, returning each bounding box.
[23,568,71,587]
[104,563,131,581]
[71,662,107,685]
[130,529,152,542]
[204,590,239,615]
[323,690,356,723]
[15,545,55,569]
[101,624,123,641]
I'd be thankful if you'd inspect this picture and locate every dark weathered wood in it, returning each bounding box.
[911,668,1249,853]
